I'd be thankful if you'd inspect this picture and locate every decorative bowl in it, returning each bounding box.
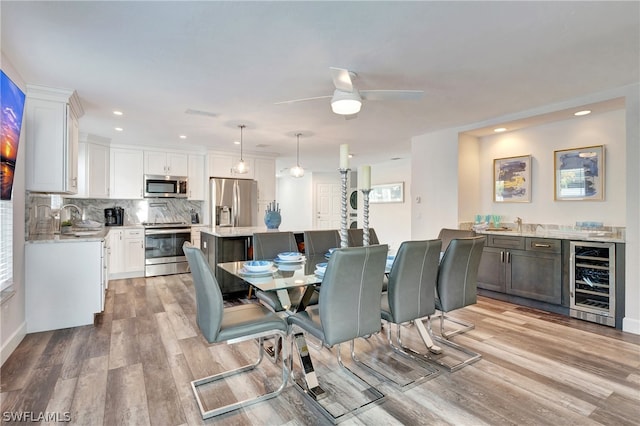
[243,260,273,273]
[277,252,303,261]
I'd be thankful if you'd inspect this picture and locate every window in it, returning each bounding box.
[0,199,13,293]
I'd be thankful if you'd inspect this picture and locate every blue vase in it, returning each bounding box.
[264,211,282,229]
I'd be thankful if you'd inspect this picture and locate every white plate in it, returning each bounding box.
[239,266,277,277]
[314,269,325,277]
[275,256,305,264]
[315,262,328,273]
[277,252,303,261]
[243,260,273,273]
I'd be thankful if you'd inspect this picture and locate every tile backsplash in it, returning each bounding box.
[26,194,204,237]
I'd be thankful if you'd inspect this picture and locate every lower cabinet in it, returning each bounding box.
[477,235,562,305]
[26,240,106,333]
[109,228,145,279]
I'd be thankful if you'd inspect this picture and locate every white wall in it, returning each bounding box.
[367,158,412,250]
[276,172,313,231]
[411,128,460,239]
[474,109,626,226]
[1,54,27,365]
[623,85,639,334]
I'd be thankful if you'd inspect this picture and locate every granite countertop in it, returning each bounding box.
[199,226,301,237]
[27,224,144,243]
[474,227,625,243]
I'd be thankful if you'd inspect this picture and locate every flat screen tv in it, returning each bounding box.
[1,70,26,200]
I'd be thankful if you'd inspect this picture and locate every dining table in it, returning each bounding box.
[217,250,430,401]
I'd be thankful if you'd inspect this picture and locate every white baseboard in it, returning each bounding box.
[1,321,26,366]
[623,317,640,335]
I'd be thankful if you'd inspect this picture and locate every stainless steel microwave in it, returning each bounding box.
[143,175,188,198]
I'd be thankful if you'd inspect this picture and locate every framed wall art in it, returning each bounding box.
[554,145,604,201]
[494,155,531,203]
[370,182,404,203]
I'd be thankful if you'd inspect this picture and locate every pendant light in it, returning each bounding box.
[234,124,249,174]
[290,133,305,178]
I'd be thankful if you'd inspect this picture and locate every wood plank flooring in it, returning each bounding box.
[2,274,639,425]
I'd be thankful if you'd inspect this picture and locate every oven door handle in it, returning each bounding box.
[145,228,191,235]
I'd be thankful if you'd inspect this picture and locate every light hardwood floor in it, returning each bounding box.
[2,274,639,425]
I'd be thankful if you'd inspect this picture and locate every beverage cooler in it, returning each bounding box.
[569,241,617,327]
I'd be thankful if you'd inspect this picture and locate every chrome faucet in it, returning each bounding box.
[515,217,523,233]
[60,203,84,224]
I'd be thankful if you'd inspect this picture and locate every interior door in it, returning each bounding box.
[315,183,341,229]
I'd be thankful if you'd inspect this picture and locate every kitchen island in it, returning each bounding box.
[198,226,305,296]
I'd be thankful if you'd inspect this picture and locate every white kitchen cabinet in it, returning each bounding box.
[25,85,84,194]
[108,227,144,279]
[76,137,110,198]
[26,239,106,333]
[110,147,144,199]
[188,154,206,200]
[144,150,188,176]
[190,226,204,248]
[208,153,255,179]
[254,157,276,201]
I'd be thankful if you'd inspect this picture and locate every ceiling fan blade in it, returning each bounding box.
[274,95,331,105]
[360,90,424,101]
[330,67,353,92]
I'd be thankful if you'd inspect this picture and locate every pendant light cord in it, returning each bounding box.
[296,133,301,166]
[239,124,245,161]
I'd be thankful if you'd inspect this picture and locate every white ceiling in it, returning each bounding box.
[2,1,638,173]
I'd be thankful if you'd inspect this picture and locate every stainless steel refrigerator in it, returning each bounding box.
[210,178,258,227]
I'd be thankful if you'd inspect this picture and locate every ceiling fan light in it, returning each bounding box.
[331,90,362,115]
[290,165,305,178]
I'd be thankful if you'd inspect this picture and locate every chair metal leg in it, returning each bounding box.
[432,310,475,339]
[191,330,289,420]
[290,336,385,424]
[349,330,440,389]
[395,317,481,373]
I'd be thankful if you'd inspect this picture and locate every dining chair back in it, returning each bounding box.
[437,228,475,253]
[183,242,289,419]
[436,236,485,314]
[348,228,380,246]
[253,231,298,260]
[303,229,341,256]
[252,231,303,312]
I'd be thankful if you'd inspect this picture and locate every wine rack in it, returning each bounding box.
[569,241,615,327]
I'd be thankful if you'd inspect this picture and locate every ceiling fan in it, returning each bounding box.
[275,67,424,117]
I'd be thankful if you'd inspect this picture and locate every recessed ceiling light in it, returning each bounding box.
[494,127,507,133]
[348,154,354,159]
[574,110,591,116]
[115,127,123,132]
[179,135,187,139]
[113,110,123,116]
[234,141,240,145]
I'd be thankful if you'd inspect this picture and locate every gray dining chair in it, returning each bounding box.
[182,242,289,419]
[435,234,484,339]
[437,227,475,253]
[287,244,388,422]
[426,236,485,371]
[303,229,341,255]
[252,232,301,312]
[372,239,442,387]
[347,228,380,246]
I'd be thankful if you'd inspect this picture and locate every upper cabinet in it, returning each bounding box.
[208,153,255,179]
[25,85,84,194]
[110,147,144,199]
[188,154,206,200]
[144,150,188,176]
[76,134,110,198]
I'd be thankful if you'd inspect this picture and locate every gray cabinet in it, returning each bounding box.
[201,232,249,295]
[478,235,562,305]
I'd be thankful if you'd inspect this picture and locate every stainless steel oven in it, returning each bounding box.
[143,222,191,276]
